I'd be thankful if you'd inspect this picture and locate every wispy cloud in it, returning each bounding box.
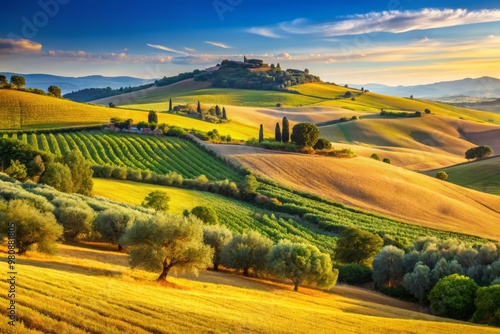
[147,43,189,55]
[246,27,283,39]
[0,39,42,54]
[184,47,196,52]
[47,50,172,63]
[205,41,232,49]
[259,9,500,37]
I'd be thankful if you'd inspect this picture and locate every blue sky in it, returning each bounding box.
[1,0,500,85]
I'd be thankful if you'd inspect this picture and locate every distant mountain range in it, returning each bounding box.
[0,73,155,95]
[353,76,500,100]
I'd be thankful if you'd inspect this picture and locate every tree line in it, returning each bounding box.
[371,237,500,325]
[0,177,337,292]
[0,138,93,196]
[0,74,62,98]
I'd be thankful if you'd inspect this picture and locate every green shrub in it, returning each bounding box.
[428,274,479,320]
[313,138,332,150]
[191,206,218,224]
[473,284,500,326]
[291,123,320,148]
[436,171,448,181]
[0,199,62,254]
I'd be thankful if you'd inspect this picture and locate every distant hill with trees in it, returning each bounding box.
[63,57,322,102]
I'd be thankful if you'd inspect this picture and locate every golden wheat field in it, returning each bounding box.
[0,243,498,334]
[210,144,500,241]
[0,90,265,139]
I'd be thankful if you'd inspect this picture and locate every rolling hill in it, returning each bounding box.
[210,144,500,241]
[319,115,500,168]
[0,90,264,139]
[357,76,500,99]
[423,157,500,195]
[1,242,497,334]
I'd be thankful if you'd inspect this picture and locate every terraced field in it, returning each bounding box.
[7,131,242,181]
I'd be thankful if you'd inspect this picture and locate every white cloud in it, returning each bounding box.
[0,39,42,54]
[276,52,293,60]
[205,41,232,49]
[271,9,500,37]
[147,43,190,55]
[184,47,196,52]
[246,27,283,39]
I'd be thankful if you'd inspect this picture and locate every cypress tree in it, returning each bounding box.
[215,105,221,118]
[197,101,202,114]
[259,124,264,143]
[222,107,227,120]
[275,122,281,142]
[169,98,172,111]
[282,117,290,143]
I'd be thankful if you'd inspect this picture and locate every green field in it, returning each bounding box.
[92,178,337,254]
[122,87,325,109]
[423,157,500,195]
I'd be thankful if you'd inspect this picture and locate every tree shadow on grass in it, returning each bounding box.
[14,257,123,277]
[57,245,129,267]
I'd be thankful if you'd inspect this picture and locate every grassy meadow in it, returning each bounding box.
[1,243,498,334]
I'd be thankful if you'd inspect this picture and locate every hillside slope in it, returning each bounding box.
[0,243,497,333]
[0,90,263,139]
[320,116,500,168]
[211,145,500,241]
[290,83,500,123]
[423,157,500,195]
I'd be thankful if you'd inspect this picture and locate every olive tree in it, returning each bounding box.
[372,245,405,288]
[57,205,95,240]
[41,162,73,193]
[268,240,338,291]
[62,151,93,195]
[0,199,62,254]
[403,262,432,303]
[220,230,273,276]
[203,224,233,270]
[428,274,479,320]
[191,206,218,225]
[94,209,136,251]
[120,214,213,281]
[142,190,170,212]
[5,159,27,181]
